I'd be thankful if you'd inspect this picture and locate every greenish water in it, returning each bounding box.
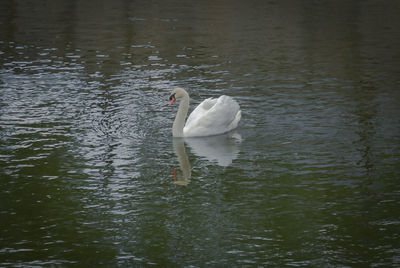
[1,0,400,266]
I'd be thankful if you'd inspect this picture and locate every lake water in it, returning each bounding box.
[1,0,400,266]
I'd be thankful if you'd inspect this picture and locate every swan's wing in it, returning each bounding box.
[185,97,217,129]
[184,95,241,137]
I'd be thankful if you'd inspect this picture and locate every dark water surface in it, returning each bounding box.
[1,0,400,266]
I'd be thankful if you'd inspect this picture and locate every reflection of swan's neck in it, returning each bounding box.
[173,138,191,185]
[172,94,189,137]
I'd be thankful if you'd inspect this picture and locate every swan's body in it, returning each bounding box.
[169,88,241,137]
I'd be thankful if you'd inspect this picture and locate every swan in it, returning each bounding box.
[168,87,241,137]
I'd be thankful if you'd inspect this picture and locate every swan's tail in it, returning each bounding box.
[228,110,241,131]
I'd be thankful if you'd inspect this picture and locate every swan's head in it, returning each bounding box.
[169,87,187,106]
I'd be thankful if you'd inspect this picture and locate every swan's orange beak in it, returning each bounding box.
[169,93,176,106]
[169,97,175,106]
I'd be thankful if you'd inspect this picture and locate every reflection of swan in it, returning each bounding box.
[168,87,241,137]
[172,138,191,185]
[185,132,241,167]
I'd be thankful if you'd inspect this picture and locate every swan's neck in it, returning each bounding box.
[172,94,189,137]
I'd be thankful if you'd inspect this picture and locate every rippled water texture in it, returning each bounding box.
[1,0,400,266]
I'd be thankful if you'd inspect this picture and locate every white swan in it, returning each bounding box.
[168,87,241,137]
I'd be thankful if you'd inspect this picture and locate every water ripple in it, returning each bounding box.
[1,0,400,266]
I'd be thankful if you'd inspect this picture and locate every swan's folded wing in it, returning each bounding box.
[184,95,241,137]
[206,96,240,129]
[184,97,216,130]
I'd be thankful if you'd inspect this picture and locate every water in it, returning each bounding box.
[1,0,400,266]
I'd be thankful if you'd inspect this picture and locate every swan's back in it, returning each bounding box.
[183,95,241,137]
